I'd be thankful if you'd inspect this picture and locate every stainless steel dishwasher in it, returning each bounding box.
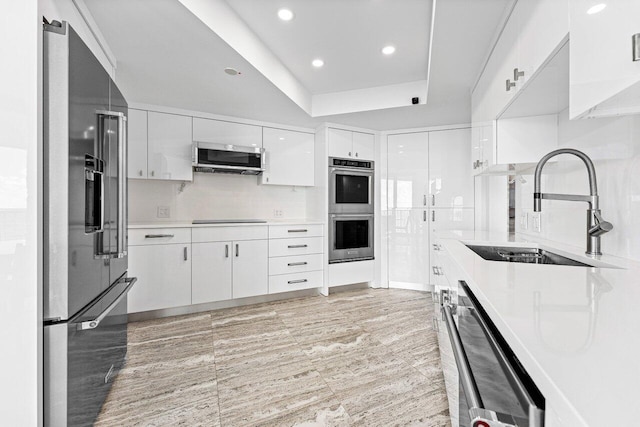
[440,281,545,427]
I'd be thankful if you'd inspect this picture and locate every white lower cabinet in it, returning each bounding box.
[127,243,191,313]
[429,208,474,285]
[232,240,269,299]
[191,242,233,304]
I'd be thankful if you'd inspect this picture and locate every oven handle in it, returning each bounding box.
[77,277,137,331]
[442,303,484,410]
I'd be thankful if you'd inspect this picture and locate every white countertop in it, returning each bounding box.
[128,219,324,229]
[438,230,640,427]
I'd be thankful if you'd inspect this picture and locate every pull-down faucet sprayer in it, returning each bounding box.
[533,148,613,257]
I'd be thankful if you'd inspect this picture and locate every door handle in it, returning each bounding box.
[423,211,427,222]
[423,194,427,206]
[235,243,239,257]
[431,194,435,206]
[432,211,435,222]
[77,277,137,330]
[225,244,229,258]
[184,246,188,261]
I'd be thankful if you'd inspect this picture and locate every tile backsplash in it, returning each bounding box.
[129,173,308,223]
[515,109,640,262]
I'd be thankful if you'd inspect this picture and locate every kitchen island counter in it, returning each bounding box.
[438,230,640,427]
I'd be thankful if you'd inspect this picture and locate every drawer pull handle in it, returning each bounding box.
[288,262,308,267]
[145,234,174,239]
[225,244,229,258]
[288,229,308,233]
[288,279,308,284]
[288,244,308,249]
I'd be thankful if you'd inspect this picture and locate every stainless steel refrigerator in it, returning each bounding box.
[43,21,136,427]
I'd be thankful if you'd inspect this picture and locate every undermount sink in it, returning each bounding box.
[465,244,595,267]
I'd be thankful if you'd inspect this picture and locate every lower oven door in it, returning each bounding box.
[328,214,374,263]
[44,276,136,427]
[441,281,545,427]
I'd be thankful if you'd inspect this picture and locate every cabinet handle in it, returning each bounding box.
[633,33,640,62]
[138,170,143,176]
[355,152,358,157]
[506,79,516,91]
[432,211,435,222]
[423,195,427,206]
[225,244,229,258]
[431,194,435,206]
[235,244,239,257]
[433,243,441,251]
[423,211,427,222]
[288,229,308,233]
[288,279,308,284]
[432,317,439,332]
[183,247,188,261]
[348,151,352,157]
[150,170,155,177]
[145,234,174,239]
[432,266,440,276]
[288,262,308,267]
[288,244,308,249]
[513,68,525,81]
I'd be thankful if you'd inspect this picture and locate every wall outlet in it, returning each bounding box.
[273,209,283,218]
[520,213,528,230]
[531,213,541,233]
[157,206,170,219]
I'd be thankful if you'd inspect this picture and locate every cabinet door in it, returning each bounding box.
[192,118,262,147]
[127,109,147,179]
[387,132,429,209]
[429,128,473,208]
[388,208,430,290]
[352,132,374,160]
[569,0,640,118]
[232,240,268,298]
[261,127,314,186]
[192,242,232,304]
[328,128,353,158]
[127,244,191,313]
[147,112,193,181]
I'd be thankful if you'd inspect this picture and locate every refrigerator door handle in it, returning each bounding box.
[77,277,137,331]
[95,110,128,259]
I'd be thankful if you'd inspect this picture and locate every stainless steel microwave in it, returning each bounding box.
[193,141,265,175]
[328,157,374,214]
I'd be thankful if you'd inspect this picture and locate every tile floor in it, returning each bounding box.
[96,288,451,426]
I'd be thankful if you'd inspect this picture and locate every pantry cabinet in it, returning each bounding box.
[387,208,430,291]
[387,132,429,209]
[261,127,314,187]
[429,128,473,208]
[328,128,374,160]
[569,0,640,118]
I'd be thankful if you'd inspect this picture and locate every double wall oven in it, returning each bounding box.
[440,281,545,427]
[328,158,374,263]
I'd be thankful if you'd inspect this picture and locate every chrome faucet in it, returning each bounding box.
[533,148,613,257]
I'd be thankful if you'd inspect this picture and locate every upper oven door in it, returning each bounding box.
[329,167,374,214]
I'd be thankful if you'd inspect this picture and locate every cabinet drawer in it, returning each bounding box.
[192,226,268,243]
[269,224,323,239]
[269,237,323,257]
[129,228,191,246]
[268,271,323,294]
[269,254,323,276]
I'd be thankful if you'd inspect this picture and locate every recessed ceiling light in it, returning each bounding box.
[224,67,240,75]
[382,45,396,55]
[278,8,294,21]
[586,3,606,14]
[312,58,324,68]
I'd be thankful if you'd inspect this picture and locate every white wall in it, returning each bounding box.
[0,0,41,424]
[129,175,308,223]
[515,109,640,261]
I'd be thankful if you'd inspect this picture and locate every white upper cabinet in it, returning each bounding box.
[352,132,375,160]
[261,127,314,187]
[429,128,473,208]
[147,112,193,181]
[387,132,429,209]
[328,128,374,160]
[127,109,147,179]
[192,117,262,147]
[569,0,640,118]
